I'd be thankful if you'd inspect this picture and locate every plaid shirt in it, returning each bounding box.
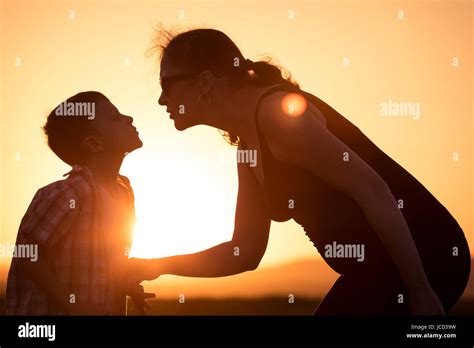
[6,165,136,315]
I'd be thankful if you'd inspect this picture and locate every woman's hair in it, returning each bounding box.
[151,26,299,146]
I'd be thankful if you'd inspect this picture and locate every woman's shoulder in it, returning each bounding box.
[256,86,327,134]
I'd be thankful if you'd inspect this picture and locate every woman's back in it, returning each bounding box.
[245,84,470,294]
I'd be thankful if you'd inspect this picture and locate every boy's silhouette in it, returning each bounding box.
[6,91,153,315]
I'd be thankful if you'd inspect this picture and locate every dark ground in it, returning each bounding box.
[1,296,473,316]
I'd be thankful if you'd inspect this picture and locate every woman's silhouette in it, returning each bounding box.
[143,28,470,315]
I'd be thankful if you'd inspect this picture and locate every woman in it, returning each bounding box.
[139,28,470,315]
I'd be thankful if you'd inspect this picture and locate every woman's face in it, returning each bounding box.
[158,55,211,131]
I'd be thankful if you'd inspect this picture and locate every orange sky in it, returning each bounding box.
[0,0,472,298]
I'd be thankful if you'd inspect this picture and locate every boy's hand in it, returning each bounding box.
[128,284,155,314]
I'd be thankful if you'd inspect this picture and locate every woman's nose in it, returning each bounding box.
[158,92,166,106]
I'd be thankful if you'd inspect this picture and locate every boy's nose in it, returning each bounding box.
[124,115,134,124]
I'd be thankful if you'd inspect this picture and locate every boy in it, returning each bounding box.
[6,91,152,315]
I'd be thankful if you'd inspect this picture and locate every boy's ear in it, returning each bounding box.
[81,135,103,153]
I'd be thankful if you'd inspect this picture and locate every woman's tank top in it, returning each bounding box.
[241,84,470,276]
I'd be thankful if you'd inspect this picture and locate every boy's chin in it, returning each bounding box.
[125,139,143,153]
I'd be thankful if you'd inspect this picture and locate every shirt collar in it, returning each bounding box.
[63,164,132,193]
[63,164,94,179]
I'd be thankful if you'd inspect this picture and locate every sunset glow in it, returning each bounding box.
[0,0,472,302]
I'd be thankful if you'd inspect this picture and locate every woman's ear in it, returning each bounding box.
[199,70,214,94]
[81,135,103,153]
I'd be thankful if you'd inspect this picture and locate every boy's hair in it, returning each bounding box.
[43,91,108,166]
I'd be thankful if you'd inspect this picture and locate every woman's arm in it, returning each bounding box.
[132,160,271,280]
[256,92,434,294]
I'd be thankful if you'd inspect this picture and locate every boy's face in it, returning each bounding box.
[87,99,143,156]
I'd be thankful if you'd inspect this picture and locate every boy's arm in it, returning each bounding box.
[16,239,91,314]
[18,181,92,313]
[118,176,156,313]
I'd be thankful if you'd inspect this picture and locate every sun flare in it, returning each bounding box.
[123,155,236,259]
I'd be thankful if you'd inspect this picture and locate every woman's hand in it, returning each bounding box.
[408,284,445,315]
[127,257,163,282]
